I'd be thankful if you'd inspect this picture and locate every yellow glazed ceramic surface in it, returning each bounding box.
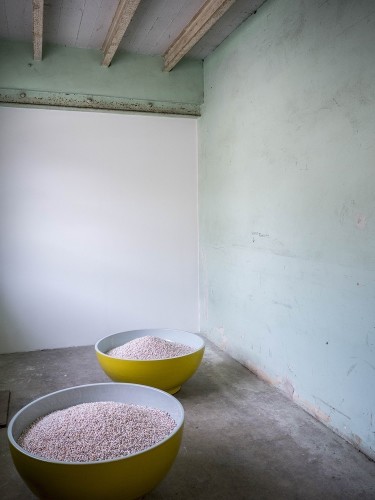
[95,329,205,394]
[8,383,184,500]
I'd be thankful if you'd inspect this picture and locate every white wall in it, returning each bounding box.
[0,106,198,353]
[199,0,375,459]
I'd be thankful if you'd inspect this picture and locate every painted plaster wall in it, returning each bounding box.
[0,41,203,115]
[199,0,375,458]
[0,106,198,353]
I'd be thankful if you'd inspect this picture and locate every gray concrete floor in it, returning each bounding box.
[0,340,374,499]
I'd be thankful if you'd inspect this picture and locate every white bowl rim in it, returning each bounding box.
[8,382,184,466]
[95,328,205,361]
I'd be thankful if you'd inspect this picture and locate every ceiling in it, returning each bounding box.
[0,0,266,69]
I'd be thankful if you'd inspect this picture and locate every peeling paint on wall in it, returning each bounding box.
[243,360,280,387]
[199,0,375,460]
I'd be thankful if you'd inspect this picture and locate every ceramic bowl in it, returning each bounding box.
[95,329,205,394]
[8,383,184,500]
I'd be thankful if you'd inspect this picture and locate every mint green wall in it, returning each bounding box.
[0,41,203,115]
[199,0,375,459]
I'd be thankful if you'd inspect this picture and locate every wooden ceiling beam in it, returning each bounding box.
[164,0,236,72]
[102,0,141,67]
[32,0,44,61]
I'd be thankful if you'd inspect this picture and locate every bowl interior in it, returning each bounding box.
[8,383,184,463]
[95,329,205,358]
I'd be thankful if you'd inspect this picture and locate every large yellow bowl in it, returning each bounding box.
[95,329,205,394]
[8,383,184,500]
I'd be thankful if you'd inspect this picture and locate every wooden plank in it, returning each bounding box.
[55,0,86,47]
[164,0,236,72]
[0,390,10,428]
[3,0,32,40]
[77,0,117,49]
[102,0,142,67]
[0,0,9,37]
[32,0,44,61]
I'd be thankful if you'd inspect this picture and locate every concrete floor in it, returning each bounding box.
[0,339,374,499]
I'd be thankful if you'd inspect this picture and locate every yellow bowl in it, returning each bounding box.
[8,383,184,500]
[95,329,205,394]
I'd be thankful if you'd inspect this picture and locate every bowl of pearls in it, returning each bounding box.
[8,383,184,500]
[95,329,205,394]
